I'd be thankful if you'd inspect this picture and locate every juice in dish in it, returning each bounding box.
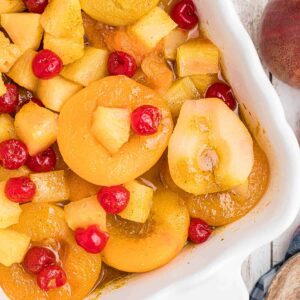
[0,0,269,299]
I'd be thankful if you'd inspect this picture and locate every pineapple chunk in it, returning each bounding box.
[0,113,17,143]
[177,39,219,77]
[0,0,25,13]
[190,74,219,95]
[14,102,58,156]
[0,181,22,228]
[43,33,84,65]
[1,13,43,51]
[40,0,84,40]
[61,47,109,86]
[128,7,177,49]
[0,166,30,181]
[91,106,131,155]
[36,75,82,112]
[0,229,30,266]
[164,77,200,117]
[0,32,21,72]
[64,195,106,231]
[30,170,70,203]
[0,75,6,96]
[7,49,38,92]
[164,28,188,60]
[118,180,153,223]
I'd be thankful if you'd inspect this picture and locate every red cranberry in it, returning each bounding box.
[75,225,109,254]
[5,176,36,203]
[188,218,212,244]
[23,247,56,274]
[97,185,130,214]
[0,139,29,170]
[37,265,67,291]
[26,147,56,172]
[171,0,199,30]
[23,0,48,13]
[0,84,19,113]
[107,51,137,77]
[32,50,63,80]
[131,105,161,136]
[205,82,237,110]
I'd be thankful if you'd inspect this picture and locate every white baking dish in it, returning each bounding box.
[1,1,300,299]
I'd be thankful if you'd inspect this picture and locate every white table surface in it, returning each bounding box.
[232,0,300,291]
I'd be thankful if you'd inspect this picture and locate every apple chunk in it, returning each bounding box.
[14,102,58,156]
[168,99,254,195]
[91,106,131,155]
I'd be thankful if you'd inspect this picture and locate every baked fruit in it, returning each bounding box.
[168,99,254,195]
[102,188,189,272]
[0,114,17,143]
[58,76,173,186]
[0,0,25,13]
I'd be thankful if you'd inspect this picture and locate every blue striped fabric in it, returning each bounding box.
[250,226,300,300]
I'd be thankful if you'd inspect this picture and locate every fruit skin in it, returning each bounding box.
[0,13,43,51]
[0,114,17,143]
[0,84,19,114]
[107,51,137,78]
[128,7,177,50]
[168,99,254,195]
[188,218,212,244]
[259,0,300,87]
[164,28,188,60]
[80,0,160,26]
[14,101,58,156]
[0,0,25,13]
[0,228,30,266]
[103,188,189,272]
[26,147,56,173]
[58,75,173,186]
[37,265,67,291]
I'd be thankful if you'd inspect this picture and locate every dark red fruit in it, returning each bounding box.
[75,225,109,254]
[23,0,48,13]
[97,185,130,214]
[5,176,36,203]
[26,147,56,172]
[131,105,161,136]
[171,0,199,30]
[32,49,63,80]
[31,97,44,107]
[107,51,137,77]
[23,247,56,274]
[0,84,19,113]
[188,218,212,244]
[205,82,237,110]
[0,139,29,170]
[37,265,67,291]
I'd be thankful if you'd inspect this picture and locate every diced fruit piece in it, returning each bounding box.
[0,166,30,181]
[190,73,218,95]
[188,218,212,244]
[1,13,43,51]
[170,0,199,30]
[168,99,254,195]
[91,106,131,155]
[118,180,153,223]
[32,49,63,80]
[0,84,19,114]
[7,49,38,92]
[36,75,82,112]
[164,28,188,60]
[0,75,6,96]
[64,195,106,231]
[61,47,108,86]
[14,102,58,156]
[37,265,67,291]
[0,229,30,266]
[177,39,219,77]
[0,32,21,72]
[128,7,177,49]
[40,0,84,40]
[164,77,200,117]
[58,76,173,186]
[107,51,137,78]
[43,33,84,65]
[0,181,22,228]
[81,0,159,26]
[23,0,48,13]
[29,170,69,202]
[75,225,109,254]
[103,188,189,272]
[0,114,17,143]
[97,186,130,214]
[26,147,56,173]
[0,0,25,13]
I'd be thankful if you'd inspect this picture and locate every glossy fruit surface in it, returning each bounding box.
[171,0,198,30]
[107,51,137,78]
[36,265,67,291]
[0,84,19,114]
[188,218,212,244]
[0,139,29,170]
[26,147,56,172]
[24,0,48,13]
